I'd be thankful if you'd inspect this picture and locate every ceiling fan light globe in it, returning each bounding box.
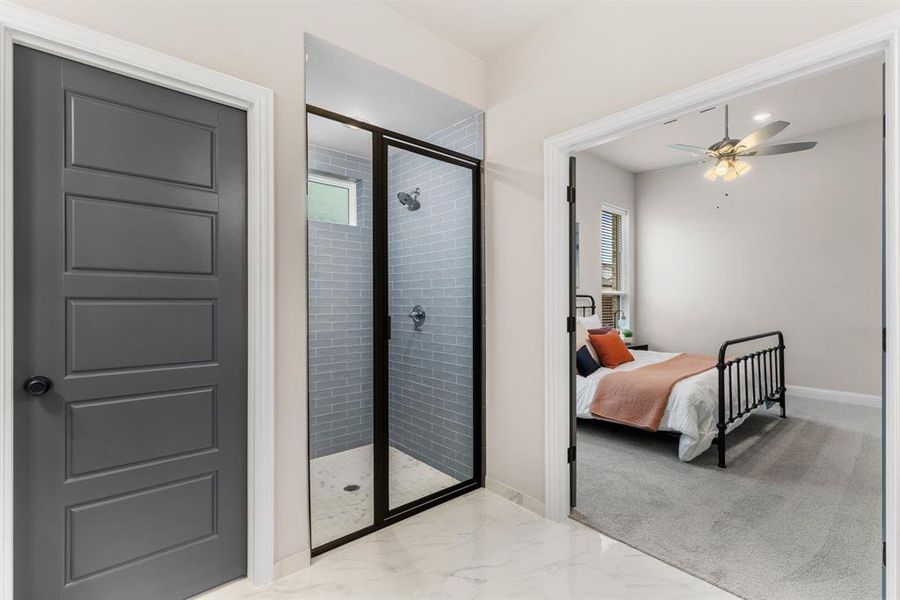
[715,160,730,176]
[704,166,719,181]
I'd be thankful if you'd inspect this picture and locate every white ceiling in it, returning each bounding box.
[383,1,581,59]
[306,35,481,157]
[586,55,883,174]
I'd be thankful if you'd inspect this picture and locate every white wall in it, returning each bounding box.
[574,152,635,320]
[635,119,882,396]
[483,2,895,507]
[13,0,486,568]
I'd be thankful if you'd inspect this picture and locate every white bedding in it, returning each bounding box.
[576,350,763,461]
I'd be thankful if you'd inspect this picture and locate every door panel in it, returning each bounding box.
[66,196,216,275]
[67,299,216,372]
[385,141,476,512]
[568,156,577,509]
[13,46,247,600]
[68,93,215,188]
[67,473,216,582]
[67,388,216,476]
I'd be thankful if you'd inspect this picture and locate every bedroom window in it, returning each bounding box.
[600,206,628,328]
[307,172,358,226]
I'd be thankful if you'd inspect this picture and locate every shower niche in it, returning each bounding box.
[305,53,483,553]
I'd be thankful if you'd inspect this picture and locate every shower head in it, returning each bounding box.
[397,187,421,211]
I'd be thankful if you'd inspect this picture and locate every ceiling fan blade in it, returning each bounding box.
[704,166,719,181]
[667,144,711,155]
[654,158,709,173]
[735,120,790,151]
[743,141,818,156]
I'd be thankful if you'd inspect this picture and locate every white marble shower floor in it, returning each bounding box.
[310,444,460,548]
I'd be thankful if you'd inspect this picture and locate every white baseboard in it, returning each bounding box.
[275,548,311,579]
[786,384,881,408]
[485,476,545,517]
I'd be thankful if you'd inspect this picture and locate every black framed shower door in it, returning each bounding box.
[306,105,484,556]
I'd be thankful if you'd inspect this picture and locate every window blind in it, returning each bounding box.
[600,295,620,328]
[601,210,621,291]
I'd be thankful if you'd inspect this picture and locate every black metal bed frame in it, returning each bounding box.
[715,332,786,467]
[575,294,596,317]
[575,294,786,468]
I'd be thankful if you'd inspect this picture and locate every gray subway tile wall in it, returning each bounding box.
[307,144,374,459]
[387,113,482,481]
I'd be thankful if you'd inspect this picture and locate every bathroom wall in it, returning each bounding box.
[387,114,483,481]
[307,144,374,458]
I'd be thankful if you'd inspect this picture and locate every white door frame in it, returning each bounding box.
[0,3,276,595]
[543,9,900,594]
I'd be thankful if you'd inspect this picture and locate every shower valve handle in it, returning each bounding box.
[408,305,426,331]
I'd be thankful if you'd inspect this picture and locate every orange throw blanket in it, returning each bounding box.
[589,353,716,431]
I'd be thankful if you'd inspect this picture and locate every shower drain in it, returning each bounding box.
[343,484,360,492]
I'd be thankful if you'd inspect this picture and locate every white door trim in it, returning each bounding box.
[0,2,276,595]
[543,9,900,595]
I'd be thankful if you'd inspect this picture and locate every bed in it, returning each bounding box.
[574,294,786,467]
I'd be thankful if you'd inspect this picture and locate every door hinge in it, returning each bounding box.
[567,445,576,464]
[566,185,575,204]
[567,316,576,333]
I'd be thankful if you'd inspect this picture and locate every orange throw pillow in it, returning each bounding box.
[589,331,635,369]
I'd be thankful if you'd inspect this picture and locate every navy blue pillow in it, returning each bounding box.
[576,345,600,377]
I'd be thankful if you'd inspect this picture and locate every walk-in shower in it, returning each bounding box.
[305,34,484,555]
[305,107,483,555]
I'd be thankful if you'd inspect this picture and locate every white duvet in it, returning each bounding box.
[576,350,764,461]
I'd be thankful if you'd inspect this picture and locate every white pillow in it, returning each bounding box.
[576,314,602,330]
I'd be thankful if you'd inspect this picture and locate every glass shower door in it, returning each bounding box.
[306,113,375,549]
[384,140,479,511]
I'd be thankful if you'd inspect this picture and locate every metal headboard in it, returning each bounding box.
[576,294,596,317]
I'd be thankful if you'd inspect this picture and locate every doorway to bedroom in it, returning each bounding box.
[304,36,485,555]
[566,55,884,600]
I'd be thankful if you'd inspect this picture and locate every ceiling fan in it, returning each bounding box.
[667,105,817,181]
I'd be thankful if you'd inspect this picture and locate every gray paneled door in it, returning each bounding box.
[13,46,247,599]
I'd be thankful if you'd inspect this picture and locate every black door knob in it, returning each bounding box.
[23,376,52,396]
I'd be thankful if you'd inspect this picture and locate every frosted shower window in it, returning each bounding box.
[308,172,357,225]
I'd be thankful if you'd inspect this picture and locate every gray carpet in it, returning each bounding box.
[572,396,881,600]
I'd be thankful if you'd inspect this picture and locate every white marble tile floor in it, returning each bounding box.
[205,489,735,599]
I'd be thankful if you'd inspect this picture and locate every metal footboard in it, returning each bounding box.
[715,331,786,468]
